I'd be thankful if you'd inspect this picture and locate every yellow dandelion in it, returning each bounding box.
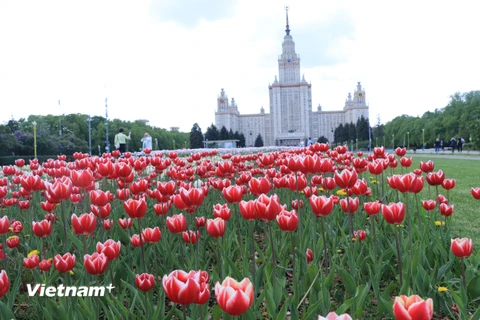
[371,180,378,184]
[317,187,324,192]
[300,190,304,194]
[336,189,347,196]
[435,221,446,227]
[7,235,18,240]
[70,270,75,275]
[352,238,357,242]
[337,249,344,254]
[438,286,448,292]
[396,224,405,228]
[8,227,13,231]
[28,250,40,258]
[48,258,53,261]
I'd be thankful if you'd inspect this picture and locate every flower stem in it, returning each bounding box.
[268,222,276,273]
[290,232,297,299]
[320,217,328,269]
[137,219,147,273]
[217,237,223,279]
[394,225,403,288]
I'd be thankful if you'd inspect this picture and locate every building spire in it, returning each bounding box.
[285,6,290,35]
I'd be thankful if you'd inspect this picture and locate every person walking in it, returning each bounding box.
[450,138,457,154]
[114,128,131,153]
[435,139,440,153]
[457,137,464,152]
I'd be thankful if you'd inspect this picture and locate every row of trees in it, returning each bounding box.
[376,91,480,149]
[0,114,189,160]
[333,116,370,144]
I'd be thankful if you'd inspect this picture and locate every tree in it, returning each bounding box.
[356,116,370,141]
[317,136,328,143]
[238,132,246,148]
[219,126,229,140]
[189,123,204,149]
[205,124,219,141]
[254,134,264,147]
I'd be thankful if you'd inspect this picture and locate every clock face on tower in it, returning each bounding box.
[220,99,224,103]
[356,92,364,98]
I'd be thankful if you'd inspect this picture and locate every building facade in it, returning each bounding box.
[215,12,369,147]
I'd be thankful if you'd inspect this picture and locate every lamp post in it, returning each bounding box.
[383,136,385,147]
[392,134,394,149]
[32,121,37,158]
[155,138,158,150]
[173,139,175,150]
[407,132,410,150]
[376,137,378,147]
[422,129,425,150]
[88,115,92,156]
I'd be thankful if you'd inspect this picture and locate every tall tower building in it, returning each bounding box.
[214,8,369,147]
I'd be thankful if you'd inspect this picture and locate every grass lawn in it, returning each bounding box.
[410,155,479,247]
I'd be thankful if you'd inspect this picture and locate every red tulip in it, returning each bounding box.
[0,270,10,298]
[426,170,445,186]
[46,177,73,203]
[353,230,366,242]
[40,201,56,213]
[239,200,257,220]
[450,238,473,258]
[96,239,121,261]
[393,295,433,320]
[441,179,456,190]
[32,219,53,237]
[23,255,40,269]
[334,169,358,189]
[153,202,172,216]
[306,249,313,263]
[439,203,454,217]
[421,200,436,211]
[116,188,131,201]
[364,201,381,215]
[367,161,384,176]
[322,177,336,190]
[255,194,282,221]
[382,202,405,224]
[436,194,448,204]
[471,187,480,200]
[162,270,210,305]
[136,273,155,292]
[84,252,108,275]
[399,157,412,168]
[183,230,200,244]
[276,209,298,232]
[350,179,370,196]
[0,216,10,235]
[130,234,144,247]
[291,199,304,210]
[213,204,232,221]
[118,218,133,230]
[54,253,76,273]
[90,203,112,219]
[222,186,244,203]
[123,198,147,219]
[18,200,30,210]
[195,216,206,228]
[206,218,226,238]
[142,227,161,243]
[340,197,359,214]
[215,277,254,316]
[39,259,52,272]
[248,177,272,196]
[70,169,94,189]
[166,214,187,234]
[419,160,434,173]
[395,147,407,157]
[20,175,44,193]
[15,159,25,167]
[89,190,111,207]
[71,213,96,235]
[6,236,20,249]
[310,195,335,217]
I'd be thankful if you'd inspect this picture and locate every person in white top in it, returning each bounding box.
[141,133,153,150]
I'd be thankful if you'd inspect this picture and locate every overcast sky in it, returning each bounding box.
[1,0,479,132]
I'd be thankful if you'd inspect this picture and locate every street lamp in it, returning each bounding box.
[407,132,410,150]
[32,121,37,158]
[422,129,425,150]
[392,134,395,149]
[173,139,175,150]
[87,115,92,156]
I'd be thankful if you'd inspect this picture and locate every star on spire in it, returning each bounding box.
[285,6,290,35]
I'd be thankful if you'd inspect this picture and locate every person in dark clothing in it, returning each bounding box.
[450,138,457,153]
[457,137,464,152]
[435,139,440,152]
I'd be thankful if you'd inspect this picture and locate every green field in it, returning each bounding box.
[410,155,480,247]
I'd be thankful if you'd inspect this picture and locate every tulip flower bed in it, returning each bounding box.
[0,145,479,320]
